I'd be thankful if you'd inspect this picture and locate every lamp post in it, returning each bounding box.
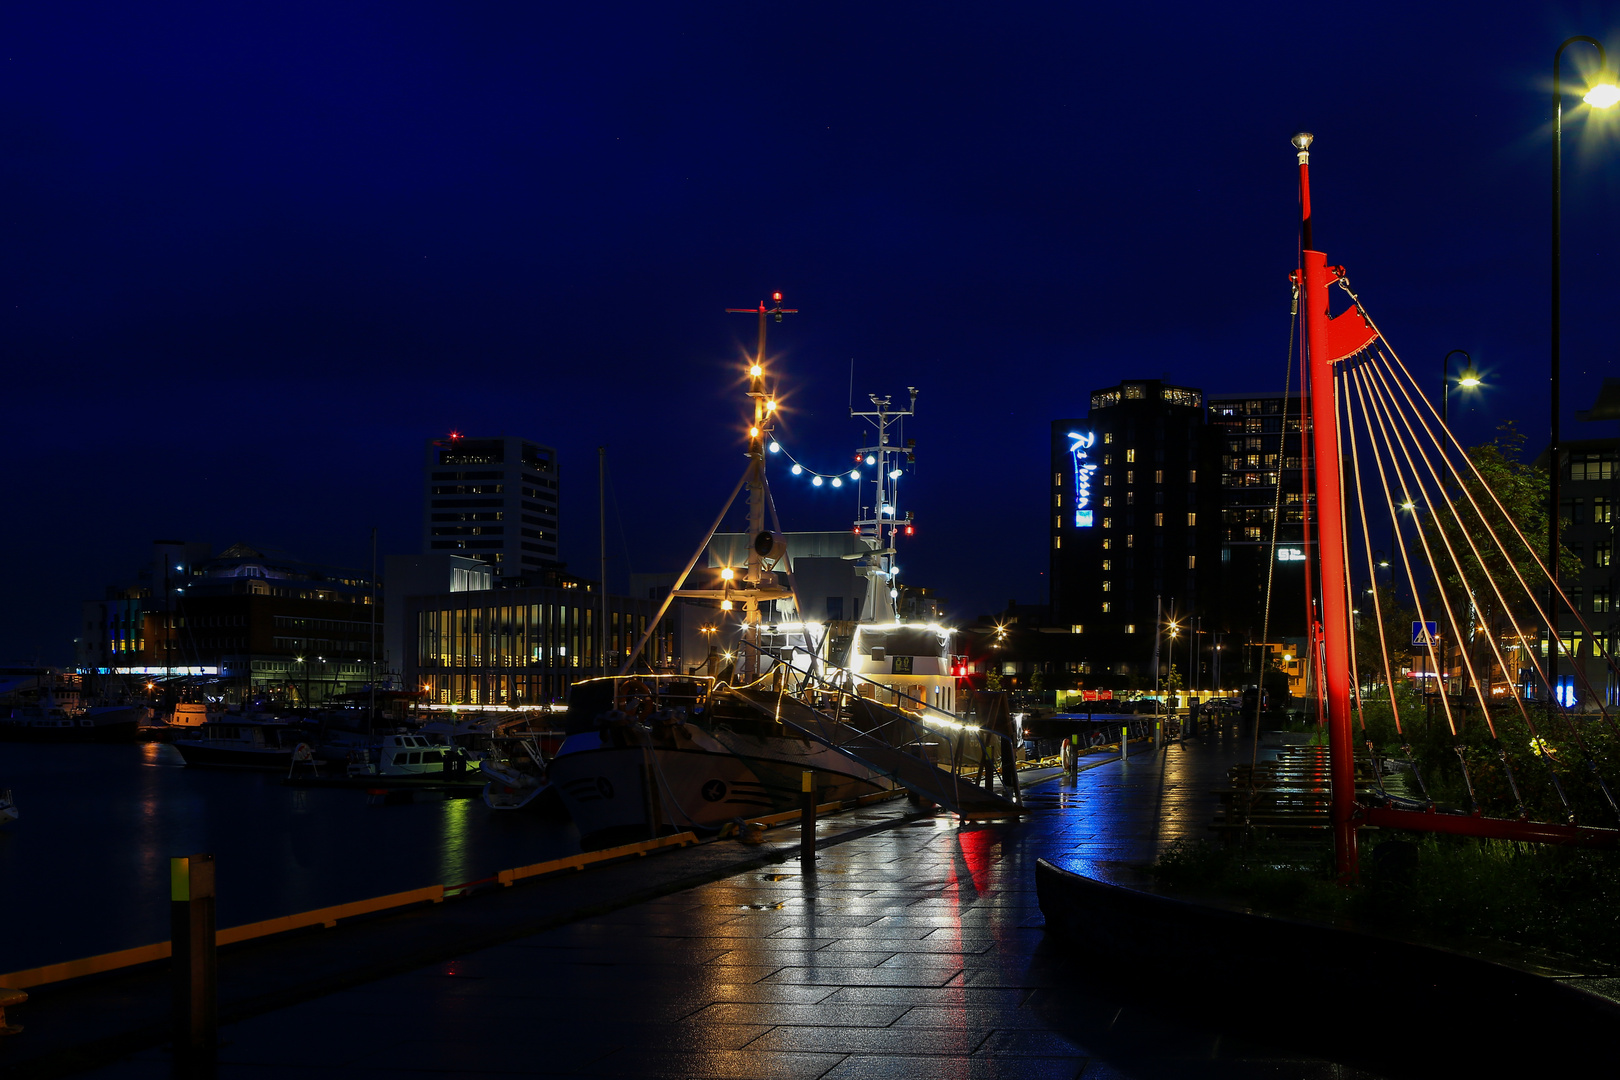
[1441,348,1478,426]
[1552,38,1619,705]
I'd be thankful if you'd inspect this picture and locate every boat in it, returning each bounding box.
[344,733,476,779]
[173,719,315,770]
[548,297,1021,848]
[0,684,143,743]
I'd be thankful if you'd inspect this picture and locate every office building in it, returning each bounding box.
[405,579,660,707]
[1546,434,1618,706]
[77,541,380,704]
[423,434,560,579]
[1207,391,1312,647]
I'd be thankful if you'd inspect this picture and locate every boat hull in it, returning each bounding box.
[0,710,142,743]
[548,730,887,850]
[174,743,294,770]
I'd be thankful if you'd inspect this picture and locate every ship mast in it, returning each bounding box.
[725,294,798,679]
[850,389,917,622]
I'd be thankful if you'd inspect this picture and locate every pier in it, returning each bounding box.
[3,734,1383,1078]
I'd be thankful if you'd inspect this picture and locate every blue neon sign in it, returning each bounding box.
[1067,431,1097,528]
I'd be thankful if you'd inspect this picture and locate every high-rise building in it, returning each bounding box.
[1049,379,1222,681]
[1207,391,1312,647]
[423,435,560,579]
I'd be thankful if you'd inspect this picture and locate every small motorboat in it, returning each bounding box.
[173,720,314,770]
[345,734,475,779]
[479,741,561,813]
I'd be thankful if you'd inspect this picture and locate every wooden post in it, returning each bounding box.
[170,854,217,1075]
[799,770,815,864]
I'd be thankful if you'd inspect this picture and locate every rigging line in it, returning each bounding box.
[1343,363,1403,733]
[1247,285,1299,817]
[1375,348,1620,736]
[1333,356,1366,733]
[1365,353,1549,741]
[1347,369,1433,805]
[1367,322,1620,691]
[1362,362,1493,748]
[1352,364,1459,737]
[1362,358,1502,739]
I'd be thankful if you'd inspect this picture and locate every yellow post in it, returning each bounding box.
[799,770,815,864]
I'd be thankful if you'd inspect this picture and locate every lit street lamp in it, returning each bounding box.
[1550,36,1618,705]
[1441,348,1479,425]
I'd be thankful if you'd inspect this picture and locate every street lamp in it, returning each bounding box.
[1552,36,1618,705]
[1441,349,1479,425]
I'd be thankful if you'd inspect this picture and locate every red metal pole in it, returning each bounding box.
[1294,134,1359,880]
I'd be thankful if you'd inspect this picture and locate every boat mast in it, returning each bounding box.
[725,294,797,680]
[850,388,917,622]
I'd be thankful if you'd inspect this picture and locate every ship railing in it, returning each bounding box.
[735,639,1021,805]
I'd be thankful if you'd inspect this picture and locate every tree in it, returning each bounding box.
[1420,423,1581,701]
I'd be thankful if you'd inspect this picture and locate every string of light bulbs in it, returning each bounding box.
[766,440,906,490]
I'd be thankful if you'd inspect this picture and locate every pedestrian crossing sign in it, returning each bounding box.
[1412,621,1438,647]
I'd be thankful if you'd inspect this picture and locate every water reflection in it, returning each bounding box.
[0,743,584,973]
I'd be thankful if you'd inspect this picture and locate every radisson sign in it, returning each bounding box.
[1067,431,1097,528]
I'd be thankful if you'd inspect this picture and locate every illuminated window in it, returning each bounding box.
[1103,496,1113,507]
[1126,534,1135,548]
[1102,517,1112,529]
[1126,492,1135,505]
[1594,589,1611,614]
[1244,526,1262,541]
[1596,542,1612,568]
[1103,475,1113,487]
[1188,469,1197,483]
[1054,492,1062,507]
[1053,536,1062,549]
[1155,513,1164,527]
[1102,601,1112,612]
[1155,470,1164,484]
[1103,454,1113,466]
[1126,470,1134,484]
[1102,538,1111,550]
[1102,580,1112,592]
[1101,559,1111,571]
[1053,472,1062,486]
[1054,515,1062,529]
[1125,623,1136,634]
[1188,555,1197,569]
[1103,432,1114,444]
[1594,497,1611,523]
[1187,513,1197,526]
[1126,449,1136,463]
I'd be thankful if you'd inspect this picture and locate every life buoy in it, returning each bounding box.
[293,743,313,762]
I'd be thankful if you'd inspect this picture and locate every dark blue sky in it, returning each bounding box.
[4,2,1619,663]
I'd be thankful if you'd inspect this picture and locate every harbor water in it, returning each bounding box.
[0,743,582,974]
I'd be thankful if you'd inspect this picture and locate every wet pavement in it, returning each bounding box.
[78,734,1387,1079]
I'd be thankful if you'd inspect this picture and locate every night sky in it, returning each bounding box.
[5,3,1619,664]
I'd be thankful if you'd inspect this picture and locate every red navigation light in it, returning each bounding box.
[852,526,861,535]
[905,525,915,536]
[772,291,783,301]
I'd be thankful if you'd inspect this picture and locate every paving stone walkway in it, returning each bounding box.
[82,734,1378,1079]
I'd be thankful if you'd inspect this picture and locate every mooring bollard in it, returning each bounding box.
[800,770,815,864]
[1121,725,1129,764]
[171,854,217,1075]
